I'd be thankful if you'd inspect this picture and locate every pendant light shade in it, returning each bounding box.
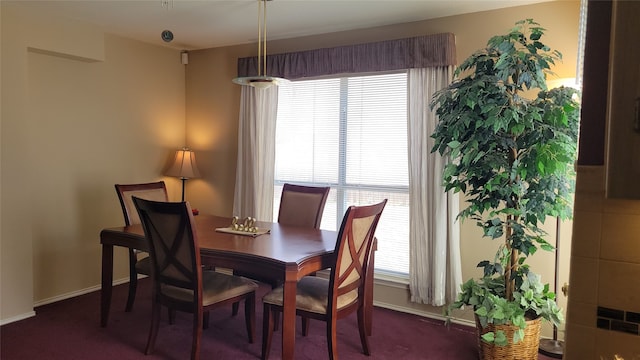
[234,75,288,89]
[232,0,288,89]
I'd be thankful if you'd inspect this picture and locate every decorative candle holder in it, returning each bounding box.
[231,216,258,233]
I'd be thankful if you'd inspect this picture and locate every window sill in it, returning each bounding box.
[373,271,409,288]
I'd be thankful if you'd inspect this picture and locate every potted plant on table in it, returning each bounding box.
[430,19,580,359]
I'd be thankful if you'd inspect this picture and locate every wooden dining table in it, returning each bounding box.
[100,214,360,360]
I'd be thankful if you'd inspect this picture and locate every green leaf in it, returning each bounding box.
[540,243,554,251]
[492,308,505,320]
[475,307,489,317]
[494,331,508,346]
[514,329,525,343]
[481,332,495,343]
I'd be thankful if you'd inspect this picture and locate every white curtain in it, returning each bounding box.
[232,86,278,221]
[407,66,462,306]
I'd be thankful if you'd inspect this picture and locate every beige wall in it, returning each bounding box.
[1,6,186,322]
[185,0,580,340]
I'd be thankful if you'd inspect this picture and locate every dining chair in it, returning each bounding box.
[114,181,168,312]
[260,199,387,360]
[277,183,330,229]
[132,197,258,360]
[232,183,330,326]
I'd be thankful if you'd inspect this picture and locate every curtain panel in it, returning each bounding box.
[237,33,456,79]
[407,67,462,306]
[232,86,277,221]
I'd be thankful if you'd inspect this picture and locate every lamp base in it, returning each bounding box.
[539,339,564,358]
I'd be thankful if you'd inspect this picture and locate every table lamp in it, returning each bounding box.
[165,147,200,202]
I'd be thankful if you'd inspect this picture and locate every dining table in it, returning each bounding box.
[99,214,375,360]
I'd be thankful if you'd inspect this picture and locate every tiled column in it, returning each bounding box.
[564,166,640,359]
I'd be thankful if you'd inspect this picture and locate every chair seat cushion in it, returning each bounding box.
[161,271,258,306]
[135,255,151,275]
[262,276,358,314]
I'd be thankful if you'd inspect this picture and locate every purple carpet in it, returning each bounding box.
[1,278,555,359]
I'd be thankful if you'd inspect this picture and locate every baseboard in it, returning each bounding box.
[1,277,133,326]
[371,273,474,329]
[373,299,475,329]
[0,310,37,326]
[33,277,132,308]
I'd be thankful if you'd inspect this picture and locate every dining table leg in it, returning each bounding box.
[100,243,114,327]
[281,273,297,360]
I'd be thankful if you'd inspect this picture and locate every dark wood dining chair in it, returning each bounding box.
[277,183,330,229]
[114,181,168,312]
[132,197,258,360]
[261,199,387,360]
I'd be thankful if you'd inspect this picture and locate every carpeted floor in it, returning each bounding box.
[1,278,555,359]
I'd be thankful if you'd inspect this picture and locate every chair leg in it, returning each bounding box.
[357,304,371,355]
[271,281,281,331]
[191,307,203,360]
[203,311,210,330]
[125,250,138,312]
[302,316,310,336]
[273,313,280,331]
[244,293,256,343]
[232,301,240,316]
[326,317,338,360]
[261,304,275,360]
[168,308,176,324]
[145,300,161,355]
[231,269,241,317]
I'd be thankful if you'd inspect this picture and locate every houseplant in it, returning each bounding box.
[430,19,580,359]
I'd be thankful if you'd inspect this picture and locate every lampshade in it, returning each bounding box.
[166,147,200,179]
[232,0,288,89]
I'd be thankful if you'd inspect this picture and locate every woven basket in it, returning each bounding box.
[475,315,542,360]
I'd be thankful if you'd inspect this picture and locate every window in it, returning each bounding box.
[273,72,410,275]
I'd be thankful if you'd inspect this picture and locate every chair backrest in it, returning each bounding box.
[329,199,387,313]
[115,181,168,226]
[277,183,330,229]
[132,197,202,304]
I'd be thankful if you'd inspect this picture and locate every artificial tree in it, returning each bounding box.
[430,19,580,354]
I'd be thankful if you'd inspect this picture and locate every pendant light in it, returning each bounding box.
[232,0,288,89]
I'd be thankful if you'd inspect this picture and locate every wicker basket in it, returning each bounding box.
[475,315,542,360]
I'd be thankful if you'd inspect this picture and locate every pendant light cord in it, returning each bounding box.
[263,0,267,77]
[257,0,261,76]
[232,0,287,87]
[257,0,268,77]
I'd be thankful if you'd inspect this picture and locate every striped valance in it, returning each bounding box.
[237,32,456,80]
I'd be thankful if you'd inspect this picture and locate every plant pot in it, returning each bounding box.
[475,316,542,360]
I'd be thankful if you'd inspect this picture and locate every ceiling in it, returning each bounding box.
[6,0,554,51]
